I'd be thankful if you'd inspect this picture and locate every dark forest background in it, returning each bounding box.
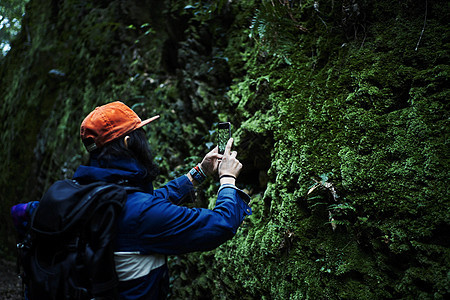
[1,0,449,299]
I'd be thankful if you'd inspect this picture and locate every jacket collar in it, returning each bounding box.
[73,156,153,193]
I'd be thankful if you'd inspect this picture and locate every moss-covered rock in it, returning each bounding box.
[1,0,448,298]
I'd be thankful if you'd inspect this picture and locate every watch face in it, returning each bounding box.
[190,168,204,183]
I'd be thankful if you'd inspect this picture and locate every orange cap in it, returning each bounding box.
[80,101,159,152]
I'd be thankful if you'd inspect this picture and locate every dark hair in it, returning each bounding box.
[90,128,159,182]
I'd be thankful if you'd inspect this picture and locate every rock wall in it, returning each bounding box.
[1,0,448,298]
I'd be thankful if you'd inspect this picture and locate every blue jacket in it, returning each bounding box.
[72,157,252,299]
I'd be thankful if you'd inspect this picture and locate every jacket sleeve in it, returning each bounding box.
[116,184,252,255]
[152,175,196,205]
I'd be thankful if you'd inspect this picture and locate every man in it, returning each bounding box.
[12,101,251,299]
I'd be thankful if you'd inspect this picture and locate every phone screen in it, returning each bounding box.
[218,122,231,154]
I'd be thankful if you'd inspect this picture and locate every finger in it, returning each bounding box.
[230,151,237,158]
[209,153,223,160]
[206,146,218,156]
[224,138,233,156]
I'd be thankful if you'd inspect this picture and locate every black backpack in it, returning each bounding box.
[17,179,135,300]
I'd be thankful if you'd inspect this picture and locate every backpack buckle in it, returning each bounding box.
[67,237,80,251]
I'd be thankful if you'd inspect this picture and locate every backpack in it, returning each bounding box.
[17,179,135,300]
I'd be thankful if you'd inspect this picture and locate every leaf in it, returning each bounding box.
[329,211,337,231]
[307,183,320,195]
[310,201,327,208]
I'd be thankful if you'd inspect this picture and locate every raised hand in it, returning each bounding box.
[199,146,222,176]
[218,138,242,185]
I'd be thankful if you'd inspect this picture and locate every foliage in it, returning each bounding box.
[169,0,450,299]
[0,0,28,55]
[250,0,309,65]
[1,0,449,299]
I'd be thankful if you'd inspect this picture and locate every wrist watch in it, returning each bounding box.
[189,167,206,184]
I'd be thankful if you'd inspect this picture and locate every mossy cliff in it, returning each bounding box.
[0,0,448,299]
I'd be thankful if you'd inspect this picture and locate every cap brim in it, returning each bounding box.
[139,115,160,128]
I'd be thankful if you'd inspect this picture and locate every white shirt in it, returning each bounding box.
[114,252,166,281]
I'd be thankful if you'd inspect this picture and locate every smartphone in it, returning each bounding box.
[217,122,231,154]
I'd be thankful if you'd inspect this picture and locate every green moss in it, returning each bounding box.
[190,0,449,298]
[1,0,449,298]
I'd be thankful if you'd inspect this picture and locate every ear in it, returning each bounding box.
[124,136,130,148]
